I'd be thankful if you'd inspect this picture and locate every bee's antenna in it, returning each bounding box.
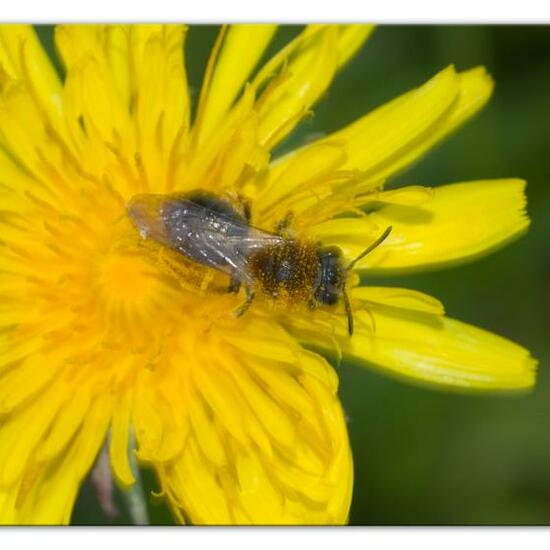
[346,225,392,272]
[342,225,392,337]
[343,287,354,336]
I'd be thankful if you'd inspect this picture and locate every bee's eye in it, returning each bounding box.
[314,248,344,305]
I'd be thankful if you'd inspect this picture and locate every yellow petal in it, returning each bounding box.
[0,25,63,120]
[14,457,80,525]
[160,319,352,524]
[56,24,185,112]
[346,66,493,183]
[267,65,493,205]
[353,305,536,391]
[256,141,348,213]
[132,25,190,190]
[306,180,529,274]
[57,25,194,139]
[333,63,458,172]
[290,303,536,392]
[65,56,131,144]
[186,381,228,468]
[38,383,92,461]
[16,397,112,524]
[57,24,192,197]
[0,81,54,179]
[357,179,530,273]
[195,24,277,144]
[214,24,373,156]
[255,26,340,149]
[374,185,434,206]
[361,66,494,183]
[353,286,445,316]
[336,25,375,66]
[0,378,112,524]
[133,368,188,463]
[109,390,135,489]
[0,379,67,487]
[55,24,102,70]
[179,84,268,191]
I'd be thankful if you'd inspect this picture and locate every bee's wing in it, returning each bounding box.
[191,226,285,285]
[198,233,254,283]
[165,212,280,283]
[129,193,285,285]
[224,227,285,250]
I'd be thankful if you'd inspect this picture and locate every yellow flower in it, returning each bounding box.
[0,24,536,525]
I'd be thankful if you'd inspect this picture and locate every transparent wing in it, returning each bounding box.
[165,212,284,284]
[128,191,285,285]
[221,227,285,249]
[204,228,285,284]
[184,229,254,284]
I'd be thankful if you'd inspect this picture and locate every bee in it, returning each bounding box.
[127,190,391,335]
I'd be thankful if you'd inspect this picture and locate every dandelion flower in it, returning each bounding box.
[0,24,536,525]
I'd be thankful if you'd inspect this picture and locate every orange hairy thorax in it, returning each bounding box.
[248,240,319,304]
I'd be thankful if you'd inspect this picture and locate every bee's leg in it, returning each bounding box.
[228,271,241,294]
[236,194,252,223]
[199,270,215,293]
[234,286,255,318]
[275,211,294,236]
[343,289,354,336]
[242,200,252,223]
[158,247,191,282]
[307,297,317,311]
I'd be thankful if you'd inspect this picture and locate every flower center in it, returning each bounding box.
[97,252,159,306]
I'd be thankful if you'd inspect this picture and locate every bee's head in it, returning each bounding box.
[313,246,346,306]
[314,226,393,336]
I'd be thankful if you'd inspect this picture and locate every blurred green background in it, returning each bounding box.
[35,25,550,525]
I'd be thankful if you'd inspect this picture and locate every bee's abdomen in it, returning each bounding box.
[248,241,318,302]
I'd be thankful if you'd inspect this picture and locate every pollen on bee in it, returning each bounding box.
[248,241,319,304]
